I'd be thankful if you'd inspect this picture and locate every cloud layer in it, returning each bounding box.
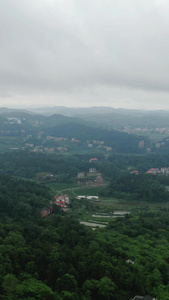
[1,0,169,109]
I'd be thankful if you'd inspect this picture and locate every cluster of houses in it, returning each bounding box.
[46,136,68,142]
[130,167,169,175]
[77,158,104,185]
[41,192,100,217]
[146,167,169,175]
[57,147,68,152]
[121,126,169,136]
[77,170,103,186]
[51,194,70,208]
[138,140,166,152]
[23,132,114,153]
[26,145,68,153]
[87,140,112,151]
[41,194,70,217]
[6,117,22,124]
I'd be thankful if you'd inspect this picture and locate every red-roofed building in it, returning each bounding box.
[146,168,161,175]
[89,158,98,163]
[131,170,139,175]
[53,194,70,204]
[55,200,66,207]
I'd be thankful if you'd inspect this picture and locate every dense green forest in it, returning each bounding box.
[1,151,169,180]
[0,175,169,299]
[42,122,141,153]
[99,173,169,202]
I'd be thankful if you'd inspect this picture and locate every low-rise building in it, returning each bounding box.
[53,194,70,204]
[89,158,98,163]
[131,170,139,175]
[161,167,169,174]
[139,140,144,148]
[77,172,85,178]
[89,168,97,174]
[146,168,160,175]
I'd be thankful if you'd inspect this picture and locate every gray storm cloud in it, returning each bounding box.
[0,0,169,109]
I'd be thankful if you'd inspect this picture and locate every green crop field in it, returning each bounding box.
[46,182,78,194]
[71,186,104,196]
[0,137,23,151]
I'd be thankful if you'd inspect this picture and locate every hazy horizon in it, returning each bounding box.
[1,104,169,113]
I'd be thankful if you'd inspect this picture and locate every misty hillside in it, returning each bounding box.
[42,122,141,153]
[77,112,169,130]
[29,106,169,130]
[0,110,144,154]
[0,107,30,115]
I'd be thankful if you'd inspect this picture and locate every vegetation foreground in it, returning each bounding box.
[0,172,168,299]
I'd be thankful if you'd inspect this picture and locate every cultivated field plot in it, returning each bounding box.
[46,180,169,229]
[0,137,23,151]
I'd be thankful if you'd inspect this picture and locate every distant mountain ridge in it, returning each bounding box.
[0,107,31,114]
[29,106,169,117]
[28,106,169,129]
[29,106,120,116]
[1,106,169,130]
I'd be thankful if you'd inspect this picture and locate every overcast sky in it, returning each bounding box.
[1,0,169,110]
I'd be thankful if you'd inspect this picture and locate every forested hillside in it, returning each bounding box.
[0,175,168,299]
[1,109,169,154]
[1,151,169,180]
[0,111,144,154]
